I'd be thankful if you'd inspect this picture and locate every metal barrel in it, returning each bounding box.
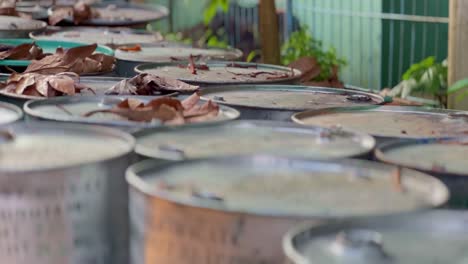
[126,156,448,264]
[0,121,135,264]
[134,61,301,86]
[199,85,384,121]
[133,120,376,161]
[292,105,468,144]
[283,210,468,264]
[23,95,240,134]
[375,138,468,208]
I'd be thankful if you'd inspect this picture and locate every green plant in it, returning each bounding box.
[163,32,193,45]
[203,0,229,25]
[448,78,468,103]
[400,57,448,106]
[281,27,346,81]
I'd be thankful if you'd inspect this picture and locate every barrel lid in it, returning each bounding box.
[30,27,164,46]
[0,101,22,125]
[284,210,468,264]
[0,121,134,172]
[293,106,468,139]
[0,16,46,32]
[376,138,468,176]
[127,156,448,218]
[0,76,125,101]
[200,85,384,111]
[135,61,302,85]
[0,39,114,67]
[116,45,242,63]
[135,120,376,160]
[24,95,240,129]
[48,2,169,27]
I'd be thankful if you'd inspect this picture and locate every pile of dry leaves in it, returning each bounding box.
[0,72,93,97]
[106,73,199,95]
[49,1,99,25]
[0,42,45,61]
[84,92,219,125]
[289,57,344,88]
[24,44,115,75]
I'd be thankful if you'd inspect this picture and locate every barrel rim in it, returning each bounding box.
[134,61,303,85]
[375,137,468,177]
[292,105,468,139]
[0,101,23,124]
[133,119,377,161]
[0,121,135,173]
[23,95,240,129]
[199,84,385,111]
[126,156,449,219]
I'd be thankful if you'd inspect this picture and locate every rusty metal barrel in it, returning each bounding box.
[126,156,448,264]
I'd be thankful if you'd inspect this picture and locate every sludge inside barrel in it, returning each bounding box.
[126,156,448,264]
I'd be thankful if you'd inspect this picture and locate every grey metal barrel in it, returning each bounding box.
[0,121,135,264]
[134,120,376,161]
[199,85,384,121]
[283,210,468,264]
[293,105,468,143]
[375,138,468,207]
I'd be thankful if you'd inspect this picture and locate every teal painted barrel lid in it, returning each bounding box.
[0,39,114,67]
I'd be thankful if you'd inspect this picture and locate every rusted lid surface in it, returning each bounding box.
[24,95,240,129]
[293,106,468,138]
[284,210,468,264]
[0,121,134,172]
[135,62,301,85]
[135,120,376,160]
[200,86,384,111]
[127,156,448,218]
[376,138,468,176]
[116,46,242,62]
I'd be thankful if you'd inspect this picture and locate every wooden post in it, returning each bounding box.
[448,0,468,109]
[259,0,281,65]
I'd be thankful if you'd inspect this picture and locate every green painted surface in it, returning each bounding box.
[381,0,449,88]
[292,0,382,90]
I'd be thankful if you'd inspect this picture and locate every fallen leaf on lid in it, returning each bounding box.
[117,44,142,52]
[105,73,199,95]
[25,44,115,75]
[49,1,100,26]
[0,42,45,61]
[83,92,219,124]
[0,72,95,97]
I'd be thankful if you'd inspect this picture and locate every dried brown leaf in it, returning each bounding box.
[105,73,199,95]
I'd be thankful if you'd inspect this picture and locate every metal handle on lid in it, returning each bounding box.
[330,229,393,263]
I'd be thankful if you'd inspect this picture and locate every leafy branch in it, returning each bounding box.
[281,27,346,81]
